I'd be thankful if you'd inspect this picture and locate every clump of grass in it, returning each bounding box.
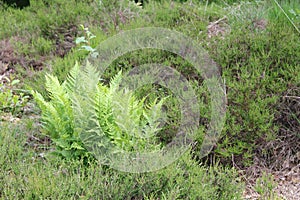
[205,0,300,167]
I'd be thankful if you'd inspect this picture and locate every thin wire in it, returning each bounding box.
[272,0,300,35]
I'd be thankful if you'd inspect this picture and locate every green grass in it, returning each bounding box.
[0,121,243,199]
[207,0,300,166]
[0,0,299,198]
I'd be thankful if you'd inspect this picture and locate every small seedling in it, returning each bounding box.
[75,25,99,58]
[0,77,29,116]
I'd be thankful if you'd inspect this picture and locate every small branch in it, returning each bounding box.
[283,96,300,100]
[207,16,228,29]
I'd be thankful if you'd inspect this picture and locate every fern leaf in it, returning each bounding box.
[63,61,80,94]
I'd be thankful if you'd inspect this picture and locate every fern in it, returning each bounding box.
[32,63,86,160]
[63,61,80,94]
[94,70,165,152]
[32,62,167,160]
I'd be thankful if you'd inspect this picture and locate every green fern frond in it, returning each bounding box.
[81,61,101,92]
[108,70,123,95]
[63,61,81,94]
[45,75,71,110]
[32,90,63,139]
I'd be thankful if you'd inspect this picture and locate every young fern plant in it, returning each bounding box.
[32,63,87,159]
[95,71,165,152]
[32,62,167,160]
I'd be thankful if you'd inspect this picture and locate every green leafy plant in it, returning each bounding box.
[94,70,165,152]
[254,172,279,200]
[0,122,244,199]
[32,62,166,159]
[0,77,29,116]
[32,68,83,159]
[75,25,99,58]
[33,37,54,55]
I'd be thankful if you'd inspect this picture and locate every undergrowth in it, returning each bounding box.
[0,0,299,199]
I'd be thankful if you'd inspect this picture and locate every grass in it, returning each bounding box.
[0,121,243,199]
[0,0,299,198]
